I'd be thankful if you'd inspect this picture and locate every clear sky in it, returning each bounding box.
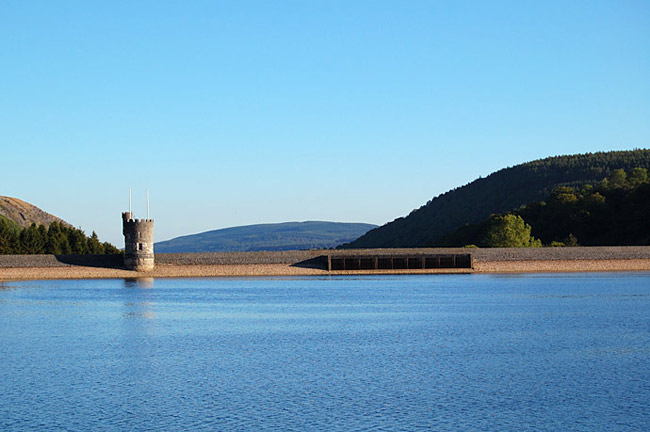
[2,0,649,246]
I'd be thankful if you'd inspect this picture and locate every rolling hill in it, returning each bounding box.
[0,195,120,254]
[341,149,650,248]
[0,196,71,228]
[155,221,378,253]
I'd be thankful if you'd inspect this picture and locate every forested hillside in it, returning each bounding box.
[0,218,121,254]
[341,150,650,248]
[438,167,650,247]
[0,196,120,254]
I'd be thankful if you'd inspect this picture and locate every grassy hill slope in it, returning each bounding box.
[155,221,378,253]
[0,197,120,254]
[0,196,70,228]
[341,149,650,248]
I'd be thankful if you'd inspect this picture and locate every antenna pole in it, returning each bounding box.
[129,188,132,214]
[146,189,150,220]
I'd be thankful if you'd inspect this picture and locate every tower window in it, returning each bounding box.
[138,243,143,250]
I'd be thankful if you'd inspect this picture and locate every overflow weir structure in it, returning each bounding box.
[324,253,473,271]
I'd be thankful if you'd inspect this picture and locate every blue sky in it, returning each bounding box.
[2,0,649,245]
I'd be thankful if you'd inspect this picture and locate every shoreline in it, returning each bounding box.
[2,247,650,280]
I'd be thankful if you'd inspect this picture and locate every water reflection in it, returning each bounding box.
[123,277,155,289]
[122,278,155,320]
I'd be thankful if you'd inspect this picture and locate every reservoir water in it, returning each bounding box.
[1,273,649,431]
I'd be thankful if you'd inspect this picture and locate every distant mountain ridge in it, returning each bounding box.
[155,221,378,253]
[342,149,650,248]
[0,196,71,229]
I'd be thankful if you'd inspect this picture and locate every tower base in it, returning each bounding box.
[124,255,155,271]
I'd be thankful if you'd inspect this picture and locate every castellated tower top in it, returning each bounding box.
[122,191,154,271]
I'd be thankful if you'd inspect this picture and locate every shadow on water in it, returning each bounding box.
[54,254,125,269]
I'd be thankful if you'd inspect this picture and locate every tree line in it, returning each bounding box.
[342,149,650,248]
[438,167,650,247]
[0,219,121,254]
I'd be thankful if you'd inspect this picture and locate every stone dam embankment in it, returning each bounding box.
[2,247,650,280]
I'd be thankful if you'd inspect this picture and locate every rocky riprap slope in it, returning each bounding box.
[2,247,650,269]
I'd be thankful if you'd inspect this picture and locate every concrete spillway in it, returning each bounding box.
[325,254,473,271]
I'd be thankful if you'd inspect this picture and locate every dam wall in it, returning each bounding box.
[3,247,650,269]
[3,247,650,280]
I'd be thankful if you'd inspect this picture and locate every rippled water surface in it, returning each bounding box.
[1,273,649,431]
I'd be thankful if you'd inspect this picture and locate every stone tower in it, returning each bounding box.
[122,211,154,271]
